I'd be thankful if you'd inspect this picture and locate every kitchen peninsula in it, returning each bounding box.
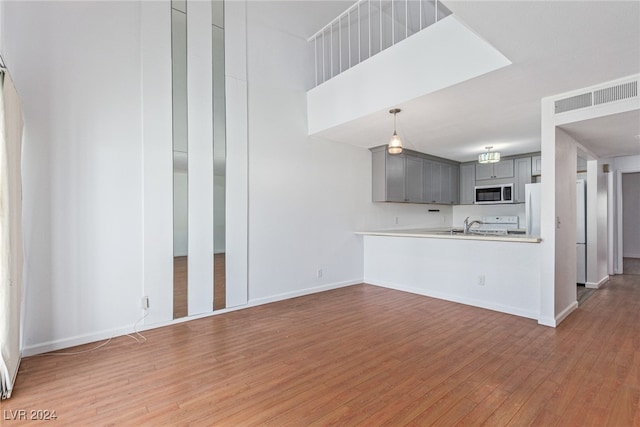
[356,227,542,321]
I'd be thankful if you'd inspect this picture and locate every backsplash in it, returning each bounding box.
[358,203,453,231]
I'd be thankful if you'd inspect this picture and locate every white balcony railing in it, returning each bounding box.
[309,0,451,88]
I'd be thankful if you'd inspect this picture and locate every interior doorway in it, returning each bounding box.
[621,172,640,275]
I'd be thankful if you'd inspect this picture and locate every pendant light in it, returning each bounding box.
[387,108,403,154]
[478,146,501,164]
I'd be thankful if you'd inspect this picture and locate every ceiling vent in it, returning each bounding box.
[554,80,638,114]
[593,81,637,105]
[554,93,592,114]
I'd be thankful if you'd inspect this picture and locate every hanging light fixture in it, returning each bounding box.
[478,146,501,164]
[387,108,403,154]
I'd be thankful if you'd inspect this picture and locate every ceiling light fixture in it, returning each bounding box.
[478,146,501,164]
[387,108,403,154]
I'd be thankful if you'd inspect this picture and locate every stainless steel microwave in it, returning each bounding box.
[474,184,514,204]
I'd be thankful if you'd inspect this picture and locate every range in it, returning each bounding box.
[469,216,520,236]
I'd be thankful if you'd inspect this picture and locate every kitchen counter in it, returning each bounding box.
[355,228,541,243]
[360,230,543,321]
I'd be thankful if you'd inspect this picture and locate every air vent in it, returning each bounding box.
[593,81,638,105]
[554,93,592,114]
[554,79,638,115]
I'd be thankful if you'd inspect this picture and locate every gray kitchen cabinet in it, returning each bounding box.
[423,160,441,203]
[371,149,405,202]
[371,148,424,203]
[442,163,459,205]
[385,153,406,202]
[476,159,514,181]
[424,160,459,204]
[405,155,425,202]
[371,146,458,204]
[514,157,532,203]
[459,163,475,204]
[532,155,542,176]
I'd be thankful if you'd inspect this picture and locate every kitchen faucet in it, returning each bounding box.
[463,217,483,234]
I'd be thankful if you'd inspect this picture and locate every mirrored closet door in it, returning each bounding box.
[172,0,226,318]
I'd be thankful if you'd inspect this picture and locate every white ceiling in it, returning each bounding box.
[559,110,640,159]
[281,0,640,162]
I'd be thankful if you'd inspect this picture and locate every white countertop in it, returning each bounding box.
[355,227,541,243]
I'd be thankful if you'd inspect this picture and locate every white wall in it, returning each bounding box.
[539,99,581,327]
[585,159,609,288]
[141,0,173,326]
[553,129,578,317]
[6,0,244,353]
[244,2,453,305]
[622,173,640,258]
[4,1,145,352]
[245,2,364,303]
[364,235,541,319]
[224,0,249,308]
[360,202,452,231]
[307,15,511,134]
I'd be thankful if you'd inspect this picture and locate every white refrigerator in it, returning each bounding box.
[525,181,587,284]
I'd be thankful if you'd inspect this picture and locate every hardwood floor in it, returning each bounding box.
[624,257,640,275]
[5,274,640,425]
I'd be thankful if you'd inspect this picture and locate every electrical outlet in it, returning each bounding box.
[141,296,150,309]
[477,275,485,286]
[317,269,323,278]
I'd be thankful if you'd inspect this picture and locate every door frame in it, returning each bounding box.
[616,169,640,274]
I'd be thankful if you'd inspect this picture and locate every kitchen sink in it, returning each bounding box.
[428,228,466,235]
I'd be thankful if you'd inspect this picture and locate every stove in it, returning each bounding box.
[469,216,520,235]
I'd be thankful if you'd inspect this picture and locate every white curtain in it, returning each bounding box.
[0,68,24,400]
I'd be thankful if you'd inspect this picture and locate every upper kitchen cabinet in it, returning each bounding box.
[423,160,441,203]
[514,157,532,203]
[442,163,460,205]
[475,159,514,181]
[372,148,402,202]
[459,163,475,205]
[371,146,458,204]
[532,155,542,176]
[405,155,425,203]
[371,148,424,203]
[425,161,459,205]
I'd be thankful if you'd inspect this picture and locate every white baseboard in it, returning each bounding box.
[556,301,579,325]
[247,279,361,307]
[367,280,539,321]
[538,301,578,328]
[22,325,138,357]
[22,279,362,356]
[537,316,557,327]
[586,275,609,289]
